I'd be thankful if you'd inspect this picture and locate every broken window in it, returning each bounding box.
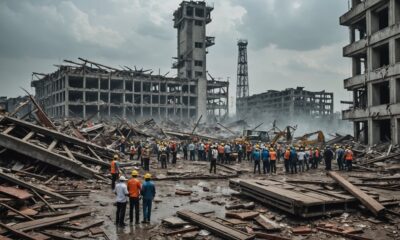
[396,78,400,103]
[68,76,83,88]
[85,92,98,103]
[375,119,392,142]
[100,93,108,103]
[372,43,389,69]
[372,81,390,105]
[86,78,98,89]
[195,8,205,17]
[354,87,367,109]
[355,121,368,144]
[186,6,193,16]
[371,4,389,33]
[194,60,203,67]
[125,80,133,91]
[126,94,133,103]
[110,93,123,104]
[70,105,83,118]
[69,91,83,103]
[195,42,203,48]
[110,80,123,91]
[100,79,109,90]
[195,71,203,77]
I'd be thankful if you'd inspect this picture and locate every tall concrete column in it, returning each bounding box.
[65,75,69,117]
[197,78,207,121]
[368,118,379,145]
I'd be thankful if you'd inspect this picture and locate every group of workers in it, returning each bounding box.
[111,155,156,227]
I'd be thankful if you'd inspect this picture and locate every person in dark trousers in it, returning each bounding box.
[210,145,218,174]
[119,137,126,154]
[253,146,261,174]
[137,142,142,161]
[344,147,354,171]
[114,176,128,227]
[312,148,321,169]
[110,155,120,190]
[142,145,151,171]
[283,147,291,173]
[141,173,156,223]
[160,145,168,169]
[237,143,243,163]
[336,145,345,170]
[289,147,298,174]
[171,142,177,164]
[324,146,334,171]
[127,171,141,224]
[183,143,188,160]
[188,142,195,161]
[269,148,277,174]
[261,148,270,174]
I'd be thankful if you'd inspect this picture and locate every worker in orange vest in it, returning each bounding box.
[344,147,354,171]
[217,143,225,163]
[127,170,142,224]
[111,154,120,190]
[283,147,290,173]
[269,148,277,174]
[246,143,253,162]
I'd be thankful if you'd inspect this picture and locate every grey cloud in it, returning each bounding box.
[234,0,348,51]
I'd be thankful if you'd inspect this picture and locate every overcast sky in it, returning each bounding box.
[0,0,352,112]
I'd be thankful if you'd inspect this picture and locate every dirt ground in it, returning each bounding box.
[73,155,400,240]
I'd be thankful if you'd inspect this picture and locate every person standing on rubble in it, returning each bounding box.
[183,142,188,160]
[141,173,156,223]
[324,146,334,171]
[127,170,141,225]
[137,142,142,162]
[160,144,168,169]
[119,136,126,154]
[237,142,243,163]
[283,147,291,173]
[269,148,277,174]
[188,142,195,161]
[171,141,177,164]
[261,147,270,174]
[312,147,320,169]
[289,147,298,174]
[253,145,261,174]
[129,142,136,161]
[224,142,232,164]
[336,145,345,170]
[297,148,306,172]
[142,145,151,171]
[246,143,253,162]
[198,141,205,161]
[217,143,225,163]
[304,147,310,171]
[111,154,120,190]
[210,145,218,174]
[114,176,128,227]
[344,147,354,171]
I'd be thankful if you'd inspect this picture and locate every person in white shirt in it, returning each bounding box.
[114,176,129,227]
[297,148,306,172]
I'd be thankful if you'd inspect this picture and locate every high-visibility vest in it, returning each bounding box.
[218,146,225,154]
[284,150,290,160]
[127,178,141,198]
[111,160,117,174]
[345,150,353,160]
[270,151,277,161]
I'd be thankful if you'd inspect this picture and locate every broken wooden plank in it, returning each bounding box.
[316,227,372,240]
[162,217,188,227]
[0,185,33,200]
[59,220,104,231]
[0,168,48,181]
[177,210,255,240]
[71,231,88,239]
[291,226,312,235]
[254,214,281,231]
[0,210,92,234]
[41,231,75,240]
[22,131,35,142]
[225,202,255,210]
[0,133,99,179]
[0,203,34,220]
[50,204,80,210]
[47,140,58,152]
[44,175,57,185]
[31,189,56,212]
[0,171,70,202]
[163,226,199,236]
[225,211,259,220]
[253,232,291,240]
[89,227,104,235]
[327,171,385,216]
[0,223,41,240]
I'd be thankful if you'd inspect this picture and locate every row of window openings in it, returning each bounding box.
[353,78,400,107]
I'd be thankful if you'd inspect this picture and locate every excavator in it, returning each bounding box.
[295,131,325,146]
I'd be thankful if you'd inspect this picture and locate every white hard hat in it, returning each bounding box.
[119,176,127,181]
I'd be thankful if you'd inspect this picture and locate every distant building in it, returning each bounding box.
[341,0,400,145]
[0,96,31,117]
[31,1,228,121]
[236,87,333,119]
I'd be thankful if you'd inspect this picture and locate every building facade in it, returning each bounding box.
[341,0,400,145]
[31,1,228,121]
[236,87,333,119]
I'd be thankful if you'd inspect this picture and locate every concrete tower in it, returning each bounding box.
[173,1,214,118]
[236,39,249,99]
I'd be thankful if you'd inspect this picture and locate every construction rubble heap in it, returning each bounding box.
[0,95,399,240]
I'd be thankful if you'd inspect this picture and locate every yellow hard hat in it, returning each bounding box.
[113,154,119,159]
[144,173,151,179]
[131,170,138,176]
[270,148,274,151]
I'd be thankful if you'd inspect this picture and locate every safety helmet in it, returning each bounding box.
[144,173,151,179]
[131,170,138,176]
[113,154,119,159]
[119,176,127,181]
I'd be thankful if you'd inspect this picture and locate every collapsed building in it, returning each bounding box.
[236,87,334,120]
[341,0,400,145]
[31,1,228,121]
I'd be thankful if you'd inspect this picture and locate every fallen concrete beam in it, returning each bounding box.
[177,210,255,240]
[0,133,99,179]
[327,171,385,217]
[0,170,70,202]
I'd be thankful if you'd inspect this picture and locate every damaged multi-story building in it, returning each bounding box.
[236,87,334,120]
[341,0,400,145]
[31,1,228,121]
